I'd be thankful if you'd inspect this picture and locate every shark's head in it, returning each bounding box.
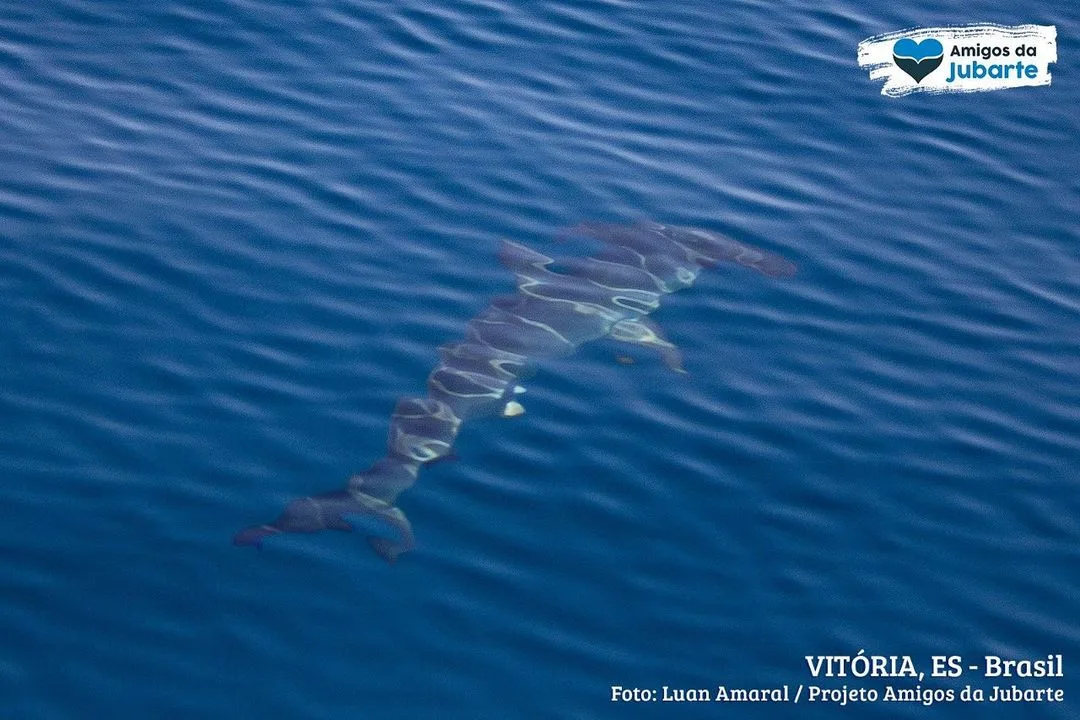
[661,227,741,265]
[666,227,797,278]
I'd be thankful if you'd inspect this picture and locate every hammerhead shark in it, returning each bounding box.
[234,221,796,561]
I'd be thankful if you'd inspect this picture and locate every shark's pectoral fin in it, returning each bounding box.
[609,317,688,374]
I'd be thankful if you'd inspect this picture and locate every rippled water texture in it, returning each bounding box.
[1,1,1078,718]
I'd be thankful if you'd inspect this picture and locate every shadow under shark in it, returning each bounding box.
[234,221,796,562]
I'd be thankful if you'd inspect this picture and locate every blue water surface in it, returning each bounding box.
[2,1,1078,718]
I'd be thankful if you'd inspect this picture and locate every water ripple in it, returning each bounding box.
[1,1,1078,717]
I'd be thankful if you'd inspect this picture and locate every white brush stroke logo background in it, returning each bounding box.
[858,24,1057,97]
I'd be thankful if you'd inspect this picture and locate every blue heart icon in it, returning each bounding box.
[892,38,944,83]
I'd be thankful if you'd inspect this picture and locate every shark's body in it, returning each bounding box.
[234,221,795,561]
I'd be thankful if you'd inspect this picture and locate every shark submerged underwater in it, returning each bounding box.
[234,221,796,561]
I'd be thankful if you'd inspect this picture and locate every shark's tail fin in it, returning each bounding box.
[233,487,415,563]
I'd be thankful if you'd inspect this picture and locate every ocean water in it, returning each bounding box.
[2,1,1078,718]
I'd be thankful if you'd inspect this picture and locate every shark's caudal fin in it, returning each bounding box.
[232,488,415,563]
